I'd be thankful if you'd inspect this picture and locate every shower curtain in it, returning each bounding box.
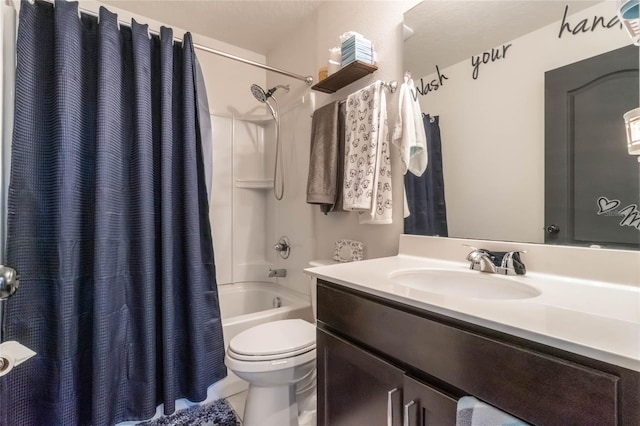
[0,1,225,425]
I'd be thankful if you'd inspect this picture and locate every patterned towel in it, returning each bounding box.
[343,81,392,224]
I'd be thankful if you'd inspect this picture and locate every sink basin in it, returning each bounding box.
[389,269,541,300]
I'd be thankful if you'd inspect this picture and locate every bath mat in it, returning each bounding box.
[138,398,241,426]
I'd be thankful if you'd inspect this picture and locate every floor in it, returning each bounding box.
[227,390,247,423]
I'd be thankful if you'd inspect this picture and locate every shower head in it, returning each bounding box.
[250,84,290,103]
[251,84,268,103]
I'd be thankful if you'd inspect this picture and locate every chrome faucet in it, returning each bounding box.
[268,268,287,278]
[464,246,527,276]
[499,251,527,275]
[466,248,497,273]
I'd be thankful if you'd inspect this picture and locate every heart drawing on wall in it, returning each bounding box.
[597,197,620,215]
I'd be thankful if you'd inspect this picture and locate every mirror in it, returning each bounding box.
[403,1,640,249]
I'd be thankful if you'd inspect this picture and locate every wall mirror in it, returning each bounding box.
[403,1,640,250]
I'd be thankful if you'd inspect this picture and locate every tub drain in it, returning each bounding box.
[272,297,282,308]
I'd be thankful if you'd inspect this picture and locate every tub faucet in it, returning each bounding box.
[268,268,287,278]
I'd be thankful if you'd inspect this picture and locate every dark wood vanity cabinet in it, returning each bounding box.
[317,328,457,426]
[316,280,640,426]
[317,328,403,426]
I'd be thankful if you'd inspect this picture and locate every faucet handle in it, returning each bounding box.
[498,251,527,275]
[463,246,496,272]
[462,244,482,262]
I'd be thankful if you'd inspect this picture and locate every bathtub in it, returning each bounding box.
[219,281,313,347]
[209,281,314,399]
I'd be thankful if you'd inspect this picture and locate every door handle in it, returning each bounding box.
[546,224,560,234]
[387,388,399,426]
[403,400,416,426]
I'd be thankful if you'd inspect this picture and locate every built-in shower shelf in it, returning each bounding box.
[236,114,273,125]
[235,179,273,189]
[311,61,378,94]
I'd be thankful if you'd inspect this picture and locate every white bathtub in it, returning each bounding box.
[219,281,313,346]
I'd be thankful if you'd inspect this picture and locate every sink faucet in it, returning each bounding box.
[466,248,497,273]
[464,246,527,276]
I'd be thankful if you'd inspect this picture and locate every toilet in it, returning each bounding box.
[225,259,336,426]
[225,319,317,426]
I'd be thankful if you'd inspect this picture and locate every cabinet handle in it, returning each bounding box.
[387,388,399,426]
[403,400,416,426]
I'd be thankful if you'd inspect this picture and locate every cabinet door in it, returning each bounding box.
[318,328,404,426]
[403,375,457,426]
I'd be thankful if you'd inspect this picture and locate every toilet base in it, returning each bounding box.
[243,383,298,426]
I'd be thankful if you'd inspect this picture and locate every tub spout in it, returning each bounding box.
[268,268,287,278]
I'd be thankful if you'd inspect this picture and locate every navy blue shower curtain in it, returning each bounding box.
[0,1,225,425]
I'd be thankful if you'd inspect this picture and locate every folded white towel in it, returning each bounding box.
[343,81,392,224]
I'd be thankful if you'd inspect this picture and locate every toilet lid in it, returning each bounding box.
[229,319,316,357]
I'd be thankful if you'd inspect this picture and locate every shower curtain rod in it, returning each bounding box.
[21,0,314,86]
[187,42,314,86]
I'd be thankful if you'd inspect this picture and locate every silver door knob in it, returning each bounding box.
[0,266,19,300]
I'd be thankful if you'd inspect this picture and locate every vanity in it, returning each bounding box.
[306,236,640,426]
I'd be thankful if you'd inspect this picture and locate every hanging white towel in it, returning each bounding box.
[343,81,381,211]
[392,76,428,176]
[359,85,392,224]
[343,81,392,224]
[392,75,428,219]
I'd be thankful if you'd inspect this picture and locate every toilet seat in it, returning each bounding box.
[226,347,317,374]
[227,344,315,362]
[228,319,316,362]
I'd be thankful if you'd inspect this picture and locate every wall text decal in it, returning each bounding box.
[558,4,621,39]
[471,44,512,80]
[596,196,640,230]
[411,65,449,99]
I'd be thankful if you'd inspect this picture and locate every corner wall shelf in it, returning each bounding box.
[311,61,378,94]
[235,179,273,189]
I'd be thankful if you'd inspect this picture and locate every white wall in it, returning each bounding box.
[266,1,421,288]
[416,2,631,243]
[264,13,317,295]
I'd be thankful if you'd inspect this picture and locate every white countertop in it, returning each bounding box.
[305,254,640,372]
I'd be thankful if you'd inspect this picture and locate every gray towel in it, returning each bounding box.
[306,101,346,213]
